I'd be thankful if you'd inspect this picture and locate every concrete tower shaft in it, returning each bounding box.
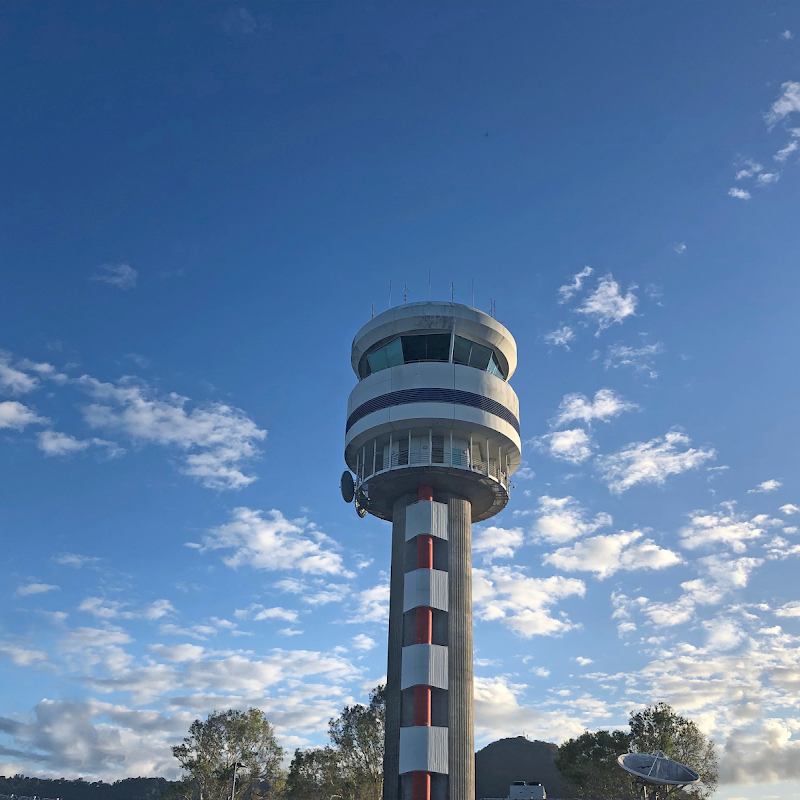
[342,302,521,800]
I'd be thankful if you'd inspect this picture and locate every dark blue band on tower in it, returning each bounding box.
[346,388,520,434]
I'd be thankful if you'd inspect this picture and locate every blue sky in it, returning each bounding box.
[2,3,800,797]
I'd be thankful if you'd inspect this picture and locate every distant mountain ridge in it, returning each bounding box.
[475,736,572,799]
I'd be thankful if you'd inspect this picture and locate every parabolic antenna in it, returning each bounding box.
[618,751,700,787]
[340,470,355,503]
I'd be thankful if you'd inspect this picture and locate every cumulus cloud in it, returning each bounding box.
[194,508,351,577]
[91,263,138,290]
[77,376,265,490]
[78,597,175,621]
[0,352,40,394]
[16,583,59,597]
[673,242,687,254]
[781,29,793,40]
[535,428,594,464]
[756,172,780,186]
[748,479,782,494]
[780,504,799,515]
[604,342,664,378]
[721,718,800,783]
[37,430,122,458]
[774,601,800,618]
[774,140,799,162]
[596,430,716,494]
[543,530,681,579]
[532,495,612,544]
[348,583,390,624]
[765,81,800,128]
[640,555,763,627]
[679,504,778,553]
[543,326,575,350]
[557,266,593,303]
[473,525,525,563]
[473,566,585,638]
[728,188,752,200]
[0,401,47,430]
[54,553,100,569]
[236,605,299,622]
[550,389,637,429]
[351,634,376,651]
[574,275,637,334]
[274,578,350,605]
[734,159,763,180]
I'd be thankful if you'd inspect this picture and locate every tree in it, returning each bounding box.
[555,703,719,800]
[172,708,285,800]
[286,685,385,800]
[555,729,634,799]
[629,703,718,800]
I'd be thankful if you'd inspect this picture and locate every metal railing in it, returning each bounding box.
[355,437,509,491]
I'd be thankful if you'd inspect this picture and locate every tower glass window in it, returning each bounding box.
[361,333,506,380]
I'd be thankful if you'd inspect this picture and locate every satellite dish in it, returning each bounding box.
[354,487,368,518]
[618,751,700,789]
[340,471,355,503]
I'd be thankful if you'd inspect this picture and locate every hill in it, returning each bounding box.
[475,736,572,799]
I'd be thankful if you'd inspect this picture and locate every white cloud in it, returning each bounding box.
[574,274,637,334]
[728,188,751,200]
[721,719,800,783]
[597,430,716,494]
[251,606,299,622]
[680,505,777,553]
[774,140,798,162]
[0,401,47,430]
[543,325,575,349]
[37,430,122,458]
[782,29,793,40]
[774,601,800,618]
[532,495,612,544]
[703,618,745,652]
[765,81,800,128]
[574,657,593,666]
[748,479,782,494]
[558,266,593,303]
[756,172,780,186]
[473,566,585,638]
[673,242,687,254]
[279,628,303,636]
[351,634,376,651]
[274,578,350,605]
[54,553,100,569]
[0,642,49,667]
[473,525,525,563]
[77,376,265,490]
[78,597,175,621]
[780,504,799,515]
[194,507,351,576]
[734,159,763,180]
[348,583,390,624]
[535,428,594,464]
[550,389,637,428]
[16,583,59,597]
[603,342,664,378]
[0,352,40,394]
[543,530,681,579]
[91,263,138,290]
[148,644,205,663]
[640,555,763,627]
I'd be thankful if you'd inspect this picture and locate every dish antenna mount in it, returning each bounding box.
[617,751,700,800]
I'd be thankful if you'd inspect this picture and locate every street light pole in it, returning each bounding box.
[230,761,246,800]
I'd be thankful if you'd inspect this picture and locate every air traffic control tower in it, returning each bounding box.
[341,302,521,800]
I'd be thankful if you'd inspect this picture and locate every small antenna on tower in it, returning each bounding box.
[389,280,392,309]
[429,269,431,301]
[451,281,454,303]
[404,282,408,303]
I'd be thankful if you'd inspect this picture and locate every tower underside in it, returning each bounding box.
[383,490,474,800]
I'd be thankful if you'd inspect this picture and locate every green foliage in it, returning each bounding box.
[556,703,719,800]
[629,703,718,799]
[555,729,634,799]
[172,708,284,800]
[286,684,385,800]
[0,775,174,800]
